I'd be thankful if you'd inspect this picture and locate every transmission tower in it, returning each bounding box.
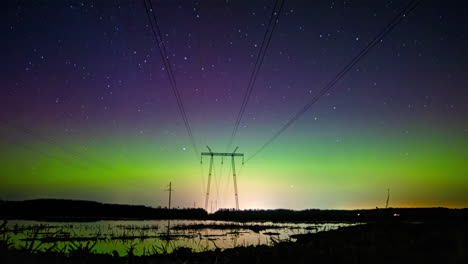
[165,182,173,209]
[201,146,244,211]
[385,188,390,209]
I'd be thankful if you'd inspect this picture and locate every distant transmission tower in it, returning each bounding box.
[201,146,244,211]
[165,182,173,209]
[385,188,390,209]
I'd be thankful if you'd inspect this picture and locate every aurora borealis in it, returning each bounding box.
[2,0,467,210]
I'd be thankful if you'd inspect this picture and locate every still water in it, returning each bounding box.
[3,220,357,256]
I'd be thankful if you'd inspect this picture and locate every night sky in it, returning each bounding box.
[2,0,467,210]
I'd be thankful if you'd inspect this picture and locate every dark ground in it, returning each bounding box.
[1,220,467,264]
[1,199,466,222]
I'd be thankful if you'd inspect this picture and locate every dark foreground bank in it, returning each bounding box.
[1,220,466,264]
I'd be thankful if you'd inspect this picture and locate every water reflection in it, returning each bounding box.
[3,220,358,256]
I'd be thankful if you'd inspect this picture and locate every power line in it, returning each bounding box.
[227,0,285,149]
[144,0,177,89]
[143,0,197,154]
[143,0,199,156]
[226,0,286,150]
[246,0,421,163]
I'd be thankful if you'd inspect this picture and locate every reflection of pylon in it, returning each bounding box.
[165,182,173,209]
[201,146,244,211]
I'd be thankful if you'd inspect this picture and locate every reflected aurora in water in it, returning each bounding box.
[5,220,358,256]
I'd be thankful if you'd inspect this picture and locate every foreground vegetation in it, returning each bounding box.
[1,219,466,264]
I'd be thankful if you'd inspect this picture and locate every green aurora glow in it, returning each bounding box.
[1,120,466,209]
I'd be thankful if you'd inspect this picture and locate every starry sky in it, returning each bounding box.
[1,0,467,210]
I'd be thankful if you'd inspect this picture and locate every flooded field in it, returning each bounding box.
[2,220,358,256]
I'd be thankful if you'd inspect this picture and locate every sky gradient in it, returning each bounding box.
[1,0,467,210]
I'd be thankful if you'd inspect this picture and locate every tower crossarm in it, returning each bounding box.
[201,152,244,157]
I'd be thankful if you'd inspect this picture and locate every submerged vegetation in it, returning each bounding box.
[171,222,292,233]
[0,219,350,256]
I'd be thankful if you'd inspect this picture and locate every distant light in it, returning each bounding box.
[393,213,400,217]
[182,147,186,151]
